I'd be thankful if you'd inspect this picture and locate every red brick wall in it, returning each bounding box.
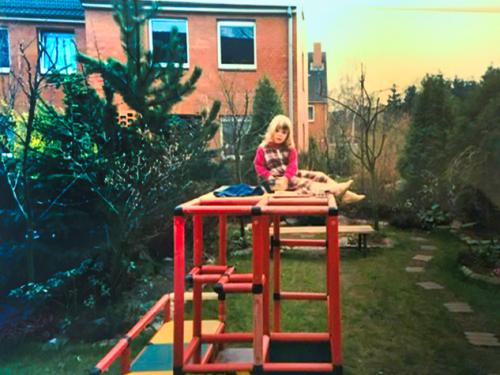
[308,102,328,149]
[84,9,306,147]
[0,21,86,112]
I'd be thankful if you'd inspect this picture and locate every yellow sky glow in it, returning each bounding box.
[301,0,500,96]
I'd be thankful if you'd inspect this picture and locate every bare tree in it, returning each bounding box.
[219,74,251,183]
[326,68,389,229]
[0,39,75,281]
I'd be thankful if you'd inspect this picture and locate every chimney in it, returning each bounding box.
[313,42,322,69]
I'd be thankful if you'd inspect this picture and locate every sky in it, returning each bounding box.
[300,0,500,97]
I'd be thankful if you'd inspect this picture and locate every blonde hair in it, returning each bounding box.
[261,114,295,148]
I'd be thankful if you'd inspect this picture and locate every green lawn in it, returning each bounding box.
[1,228,499,374]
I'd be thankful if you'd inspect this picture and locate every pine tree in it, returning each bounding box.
[77,0,215,134]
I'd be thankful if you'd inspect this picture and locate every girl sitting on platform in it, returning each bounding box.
[253,114,365,204]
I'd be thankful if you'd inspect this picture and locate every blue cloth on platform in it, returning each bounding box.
[214,184,265,197]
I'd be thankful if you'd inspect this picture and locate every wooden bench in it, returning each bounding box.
[269,225,376,254]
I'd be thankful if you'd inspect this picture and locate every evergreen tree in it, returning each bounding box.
[77,0,212,135]
[241,75,283,182]
[387,84,402,112]
[398,75,456,193]
[402,85,417,113]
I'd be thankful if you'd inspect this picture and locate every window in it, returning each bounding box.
[0,28,10,73]
[39,31,77,74]
[308,105,315,122]
[220,115,252,159]
[218,21,256,70]
[150,19,189,68]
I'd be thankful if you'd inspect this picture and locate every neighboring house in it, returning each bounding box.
[0,0,86,110]
[0,0,309,151]
[308,42,328,149]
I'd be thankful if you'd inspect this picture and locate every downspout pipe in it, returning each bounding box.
[287,6,294,126]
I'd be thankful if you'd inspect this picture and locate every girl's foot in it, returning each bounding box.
[341,190,365,204]
[330,179,353,196]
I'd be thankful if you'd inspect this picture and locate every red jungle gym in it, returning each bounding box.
[92,191,343,375]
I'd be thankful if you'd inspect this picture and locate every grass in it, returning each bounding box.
[1,228,499,374]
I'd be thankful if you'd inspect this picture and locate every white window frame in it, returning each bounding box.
[308,105,315,122]
[149,18,190,69]
[39,30,77,75]
[217,20,256,70]
[0,28,10,74]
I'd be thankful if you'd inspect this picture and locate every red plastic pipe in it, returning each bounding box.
[219,215,227,265]
[173,215,186,371]
[193,215,203,267]
[182,206,253,215]
[270,332,330,342]
[263,363,334,372]
[327,215,343,365]
[201,332,253,343]
[273,216,281,332]
[228,273,253,282]
[279,239,326,247]
[184,363,253,373]
[261,206,329,215]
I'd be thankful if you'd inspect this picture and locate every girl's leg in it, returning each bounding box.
[341,190,366,204]
[297,170,353,196]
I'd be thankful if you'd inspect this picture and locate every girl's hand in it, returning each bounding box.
[275,177,288,191]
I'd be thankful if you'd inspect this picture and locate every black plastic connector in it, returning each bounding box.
[333,365,344,375]
[271,237,280,247]
[174,205,184,216]
[213,283,226,300]
[185,274,193,288]
[124,335,132,345]
[328,207,339,216]
[173,366,183,375]
[273,292,281,300]
[252,364,264,375]
[89,367,102,375]
[252,283,263,294]
[251,206,262,215]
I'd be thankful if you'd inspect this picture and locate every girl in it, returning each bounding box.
[253,114,365,204]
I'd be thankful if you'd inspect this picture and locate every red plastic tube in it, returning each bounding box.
[200,265,228,273]
[268,197,328,205]
[182,206,253,215]
[219,215,227,265]
[201,332,253,343]
[228,273,253,282]
[270,332,330,342]
[263,363,334,372]
[261,206,329,215]
[184,363,253,373]
[173,215,186,370]
[327,215,343,365]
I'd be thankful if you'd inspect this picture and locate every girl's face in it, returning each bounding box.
[272,127,289,144]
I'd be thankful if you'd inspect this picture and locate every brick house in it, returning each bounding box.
[0,0,86,109]
[307,42,328,149]
[0,0,309,150]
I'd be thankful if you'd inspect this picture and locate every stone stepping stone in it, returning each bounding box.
[443,302,473,313]
[413,254,434,262]
[405,266,424,273]
[410,236,428,242]
[464,332,500,347]
[420,245,437,251]
[417,281,444,290]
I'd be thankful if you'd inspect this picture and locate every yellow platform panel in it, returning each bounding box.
[150,320,221,344]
